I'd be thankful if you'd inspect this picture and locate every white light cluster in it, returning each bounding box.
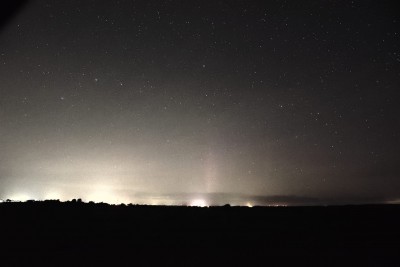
[189,199,208,207]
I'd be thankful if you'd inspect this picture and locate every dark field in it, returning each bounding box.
[1,201,399,266]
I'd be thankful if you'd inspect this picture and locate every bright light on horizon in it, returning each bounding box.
[85,184,131,204]
[246,202,253,208]
[44,191,64,201]
[7,193,32,202]
[189,199,208,207]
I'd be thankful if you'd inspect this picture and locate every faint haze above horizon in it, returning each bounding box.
[0,0,399,205]
[1,191,398,207]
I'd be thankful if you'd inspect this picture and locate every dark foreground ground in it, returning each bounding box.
[1,201,399,266]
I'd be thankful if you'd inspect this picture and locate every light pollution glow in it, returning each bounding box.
[1,0,399,209]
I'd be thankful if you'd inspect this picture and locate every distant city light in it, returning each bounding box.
[150,200,160,206]
[190,199,208,207]
[246,202,253,208]
[44,191,63,200]
[8,193,32,202]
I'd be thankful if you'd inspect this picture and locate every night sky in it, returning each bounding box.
[0,0,399,205]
